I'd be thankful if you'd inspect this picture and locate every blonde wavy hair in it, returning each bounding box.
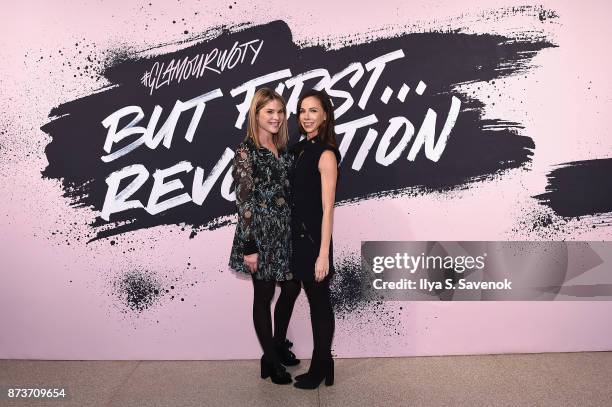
[246,88,289,151]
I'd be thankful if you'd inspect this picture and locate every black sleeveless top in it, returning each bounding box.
[289,135,341,281]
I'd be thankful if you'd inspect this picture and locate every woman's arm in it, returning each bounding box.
[233,145,258,273]
[315,150,338,282]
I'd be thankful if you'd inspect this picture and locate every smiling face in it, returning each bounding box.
[257,99,284,137]
[299,96,327,138]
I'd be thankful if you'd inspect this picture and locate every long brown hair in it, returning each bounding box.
[246,88,289,151]
[296,89,337,147]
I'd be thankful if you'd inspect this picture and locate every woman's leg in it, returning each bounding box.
[273,279,301,344]
[303,278,335,365]
[251,277,278,364]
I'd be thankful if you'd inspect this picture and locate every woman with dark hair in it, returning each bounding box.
[229,88,301,385]
[290,89,340,389]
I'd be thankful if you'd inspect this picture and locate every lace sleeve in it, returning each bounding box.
[233,145,258,254]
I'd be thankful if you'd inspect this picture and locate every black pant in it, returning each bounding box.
[303,278,335,366]
[252,277,301,364]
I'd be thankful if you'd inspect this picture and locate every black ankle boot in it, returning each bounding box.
[274,339,300,366]
[293,358,334,389]
[260,356,292,385]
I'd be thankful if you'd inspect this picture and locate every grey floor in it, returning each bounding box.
[1,352,612,406]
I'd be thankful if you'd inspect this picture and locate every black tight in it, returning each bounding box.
[303,278,335,363]
[252,277,301,364]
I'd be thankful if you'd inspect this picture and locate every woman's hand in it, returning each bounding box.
[244,253,258,274]
[314,256,329,282]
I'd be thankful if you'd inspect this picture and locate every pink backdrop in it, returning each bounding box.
[1,0,611,359]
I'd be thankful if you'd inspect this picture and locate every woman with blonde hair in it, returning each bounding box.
[229,88,300,384]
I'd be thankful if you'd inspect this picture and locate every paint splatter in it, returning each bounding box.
[330,253,405,336]
[114,270,163,312]
[330,254,380,317]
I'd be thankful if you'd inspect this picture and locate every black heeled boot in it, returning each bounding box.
[260,355,292,385]
[293,358,334,389]
[274,339,300,366]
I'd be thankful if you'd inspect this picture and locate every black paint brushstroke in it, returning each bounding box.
[534,158,612,217]
[41,20,554,239]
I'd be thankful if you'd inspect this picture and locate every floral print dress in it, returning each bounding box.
[229,137,293,281]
